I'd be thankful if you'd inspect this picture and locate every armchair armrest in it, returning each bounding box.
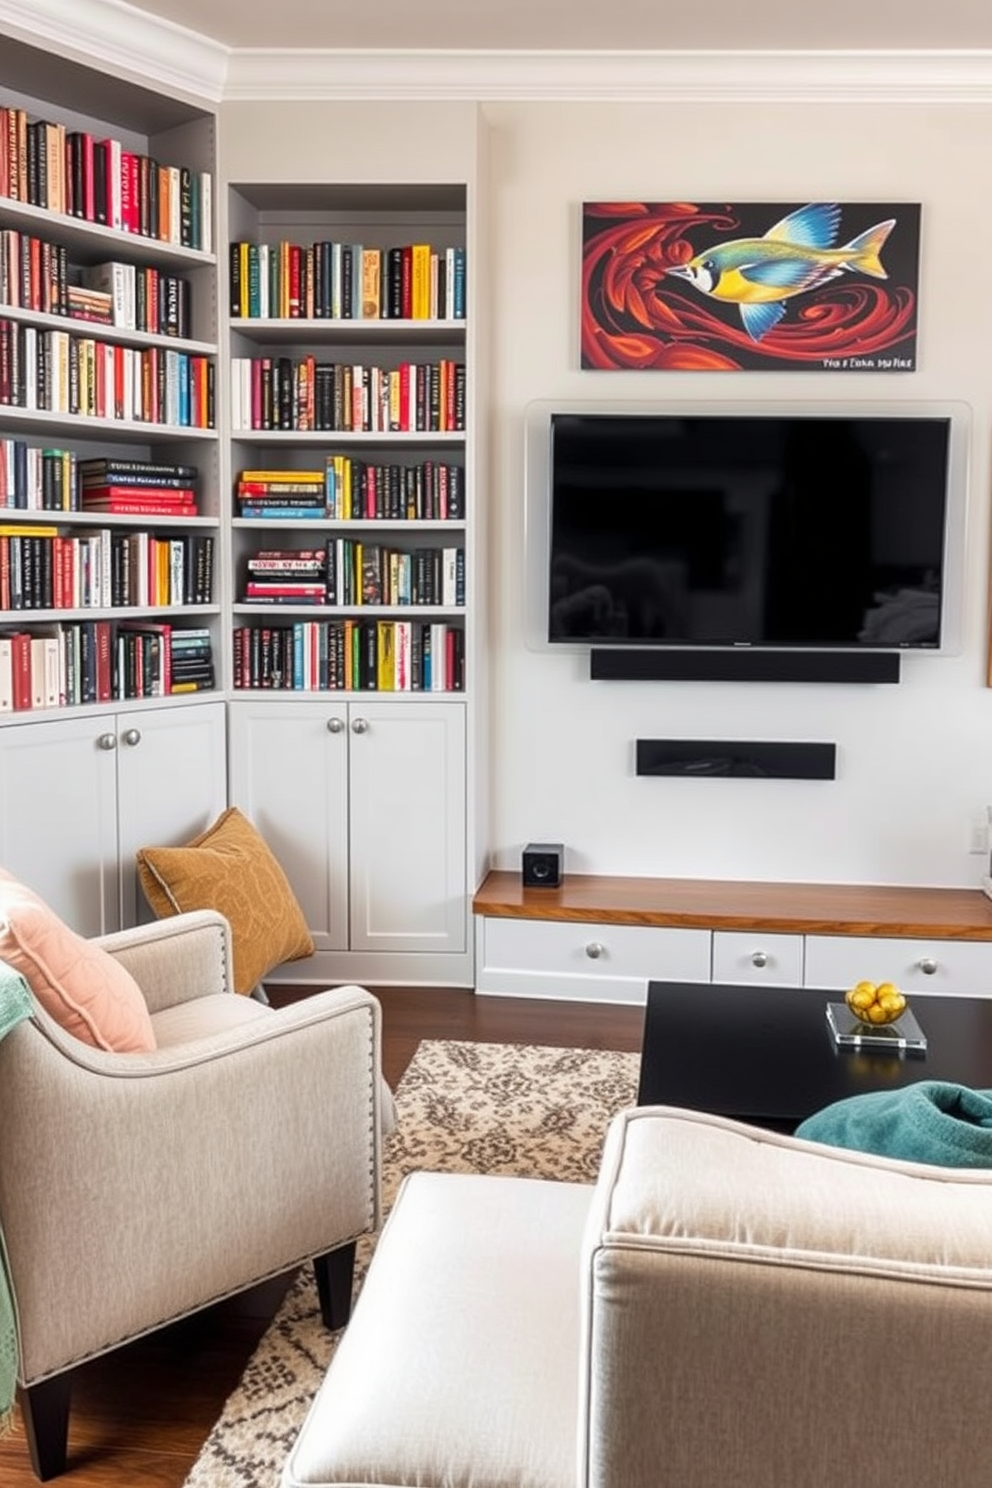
[94,909,233,1013]
[0,983,384,1383]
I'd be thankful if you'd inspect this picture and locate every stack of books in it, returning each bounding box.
[79,458,199,517]
[243,548,327,604]
[236,469,326,520]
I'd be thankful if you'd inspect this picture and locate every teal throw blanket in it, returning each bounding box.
[795,1080,992,1168]
[0,960,32,1437]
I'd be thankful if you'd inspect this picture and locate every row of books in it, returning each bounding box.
[230,356,465,434]
[232,620,465,693]
[235,459,465,523]
[229,240,466,321]
[0,319,215,427]
[0,234,194,339]
[0,527,214,611]
[0,107,212,252]
[0,442,78,511]
[242,541,465,608]
[324,456,464,522]
[0,621,214,711]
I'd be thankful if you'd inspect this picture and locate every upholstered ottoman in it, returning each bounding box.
[282,1170,593,1488]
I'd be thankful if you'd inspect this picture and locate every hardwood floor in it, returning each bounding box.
[0,987,644,1488]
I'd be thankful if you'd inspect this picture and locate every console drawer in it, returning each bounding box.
[804,935,992,998]
[711,931,804,987]
[475,918,711,1004]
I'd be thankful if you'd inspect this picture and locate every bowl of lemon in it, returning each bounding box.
[845,980,907,1027]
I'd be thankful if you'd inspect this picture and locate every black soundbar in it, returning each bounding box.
[590,649,901,684]
[636,739,837,781]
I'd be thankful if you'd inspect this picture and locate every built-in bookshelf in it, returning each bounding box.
[226,182,469,699]
[0,38,220,720]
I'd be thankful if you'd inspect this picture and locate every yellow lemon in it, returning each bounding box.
[847,986,876,1011]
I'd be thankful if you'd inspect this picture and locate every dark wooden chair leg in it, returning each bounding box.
[313,1241,357,1330]
[19,1372,71,1481]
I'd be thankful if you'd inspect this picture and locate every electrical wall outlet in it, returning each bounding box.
[969,811,990,855]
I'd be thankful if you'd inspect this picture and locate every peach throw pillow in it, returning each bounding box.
[0,869,156,1052]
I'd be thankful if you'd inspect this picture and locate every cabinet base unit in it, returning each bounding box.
[0,699,226,935]
[472,872,992,1005]
[229,697,471,986]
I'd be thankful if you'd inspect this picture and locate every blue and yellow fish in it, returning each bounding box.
[664,202,895,343]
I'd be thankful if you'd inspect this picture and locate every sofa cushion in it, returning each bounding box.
[135,807,314,995]
[0,868,155,1052]
[795,1080,992,1167]
[283,1172,591,1488]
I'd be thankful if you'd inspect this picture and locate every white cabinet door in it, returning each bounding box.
[348,700,467,955]
[0,713,119,935]
[228,700,351,953]
[228,698,468,969]
[116,701,228,928]
[0,703,228,936]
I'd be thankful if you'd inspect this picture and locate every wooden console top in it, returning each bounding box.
[472,871,992,941]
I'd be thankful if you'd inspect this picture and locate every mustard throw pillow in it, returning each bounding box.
[0,868,156,1052]
[135,807,314,995]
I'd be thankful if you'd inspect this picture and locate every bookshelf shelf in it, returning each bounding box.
[231,317,463,347]
[0,301,216,356]
[0,405,218,439]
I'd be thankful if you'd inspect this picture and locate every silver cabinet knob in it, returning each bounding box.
[918,957,938,975]
[351,717,369,735]
[121,728,141,747]
[326,717,345,733]
[751,950,768,968]
[585,941,605,960]
[97,732,117,751]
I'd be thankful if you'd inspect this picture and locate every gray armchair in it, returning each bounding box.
[0,909,388,1480]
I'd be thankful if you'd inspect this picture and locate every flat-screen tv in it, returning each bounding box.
[540,407,966,653]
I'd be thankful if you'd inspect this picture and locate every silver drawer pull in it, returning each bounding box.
[918,957,938,975]
[751,950,768,969]
[585,942,605,960]
[121,728,141,747]
[97,732,117,751]
[351,717,369,735]
[326,717,345,733]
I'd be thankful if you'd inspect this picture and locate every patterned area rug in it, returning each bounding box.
[182,1038,640,1487]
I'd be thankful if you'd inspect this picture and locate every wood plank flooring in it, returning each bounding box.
[0,987,643,1488]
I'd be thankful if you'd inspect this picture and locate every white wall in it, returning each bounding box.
[483,100,992,887]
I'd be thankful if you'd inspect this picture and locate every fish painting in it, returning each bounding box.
[664,202,895,343]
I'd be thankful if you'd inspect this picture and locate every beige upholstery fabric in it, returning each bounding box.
[0,910,387,1388]
[284,1105,992,1488]
[285,1173,592,1488]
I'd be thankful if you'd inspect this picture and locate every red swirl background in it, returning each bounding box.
[580,202,918,372]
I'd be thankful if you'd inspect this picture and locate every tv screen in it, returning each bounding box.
[547,412,952,651]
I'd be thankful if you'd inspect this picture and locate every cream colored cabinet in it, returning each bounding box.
[0,700,226,934]
[228,697,470,986]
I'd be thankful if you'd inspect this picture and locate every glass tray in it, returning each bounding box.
[827,1002,928,1052]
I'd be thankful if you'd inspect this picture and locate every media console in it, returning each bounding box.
[471,871,992,1005]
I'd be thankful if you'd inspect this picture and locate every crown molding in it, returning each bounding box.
[0,0,229,103]
[223,47,992,104]
[3,0,992,106]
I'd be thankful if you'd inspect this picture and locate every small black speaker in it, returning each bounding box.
[522,842,564,888]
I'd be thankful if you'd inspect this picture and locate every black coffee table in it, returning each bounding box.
[637,981,992,1133]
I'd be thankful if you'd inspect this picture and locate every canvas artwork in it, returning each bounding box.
[580,201,921,372]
